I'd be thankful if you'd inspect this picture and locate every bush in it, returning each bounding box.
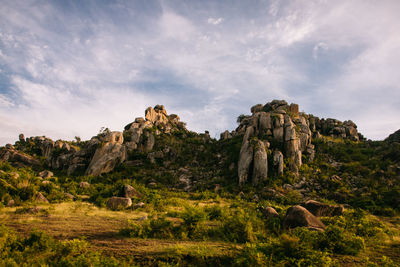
[318,225,365,255]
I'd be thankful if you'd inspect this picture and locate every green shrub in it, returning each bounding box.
[318,225,365,255]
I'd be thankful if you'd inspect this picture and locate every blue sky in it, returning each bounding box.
[1,0,400,144]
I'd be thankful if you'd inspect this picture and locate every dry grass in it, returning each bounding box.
[0,202,233,261]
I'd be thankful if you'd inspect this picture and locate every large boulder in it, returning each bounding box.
[283,205,325,231]
[106,197,132,210]
[86,132,126,176]
[252,140,268,186]
[300,200,344,217]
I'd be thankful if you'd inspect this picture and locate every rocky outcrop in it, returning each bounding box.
[0,145,41,166]
[234,100,313,185]
[86,131,126,176]
[106,197,132,210]
[300,200,344,217]
[223,100,365,185]
[282,205,325,231]
[309,117,360,141]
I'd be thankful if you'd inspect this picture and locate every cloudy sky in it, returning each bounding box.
[1,0,399,144]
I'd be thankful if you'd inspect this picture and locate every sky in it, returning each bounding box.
[1,0,400,144]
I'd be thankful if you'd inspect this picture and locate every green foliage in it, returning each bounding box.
[0,225,123,266]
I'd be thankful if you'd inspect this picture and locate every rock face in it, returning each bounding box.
[300,200,344,217]
[106,197,132,210]
[252,140,268,186]
[238,140,254,186]
[283,205,325,231]
[86,132,126,176]
[273,150,284,175]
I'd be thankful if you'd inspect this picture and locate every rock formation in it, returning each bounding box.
[86,131,126,176]
[235,100,313,185]
[223,100,362,185]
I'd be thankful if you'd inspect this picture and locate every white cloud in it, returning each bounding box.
[0,94,14,107]
[207,18,223,25]
[312,42,328,59]
[0,0,400,144]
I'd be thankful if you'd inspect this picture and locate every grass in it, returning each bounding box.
[1,196,399,266]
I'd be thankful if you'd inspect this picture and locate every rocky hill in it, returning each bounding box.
[0,100,399,266]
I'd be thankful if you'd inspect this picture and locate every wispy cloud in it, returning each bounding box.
[0,0,400,144]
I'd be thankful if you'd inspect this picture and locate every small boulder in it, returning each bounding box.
[261,207,280,220]
[64,193,75,200]
[124,184,142,198]
[300,200,344,217]
[133,202,145,209]
[148,182,157,188]
[36,192,49,203]
[79,182,90,188]
[6,199,15,207]
[106,197,132,210]
[283,205,325,231]
[39,170,53,179]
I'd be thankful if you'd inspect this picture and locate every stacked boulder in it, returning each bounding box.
[235,100,314,185]
[220,100,362,185]
[123,105,186,153]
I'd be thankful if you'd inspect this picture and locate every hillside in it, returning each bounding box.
[0,100,399,266]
